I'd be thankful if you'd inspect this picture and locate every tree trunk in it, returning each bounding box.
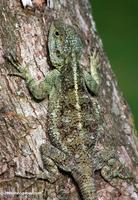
[0,0,137,200]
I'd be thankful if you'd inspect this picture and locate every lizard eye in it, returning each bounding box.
[55,31,60,36]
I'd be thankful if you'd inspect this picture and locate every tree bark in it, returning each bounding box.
[0,0,137,200]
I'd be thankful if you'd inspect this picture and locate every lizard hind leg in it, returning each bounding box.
[40,141,71,180]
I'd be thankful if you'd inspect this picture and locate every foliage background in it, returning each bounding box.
[91,0,138,130]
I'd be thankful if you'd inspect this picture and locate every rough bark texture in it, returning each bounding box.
[0,0,137,200]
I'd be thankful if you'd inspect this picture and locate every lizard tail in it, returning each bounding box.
[72,164,97,200]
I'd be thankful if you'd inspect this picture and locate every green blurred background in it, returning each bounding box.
[91,0,138,130]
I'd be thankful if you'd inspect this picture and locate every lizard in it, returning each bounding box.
[5,20,101,200]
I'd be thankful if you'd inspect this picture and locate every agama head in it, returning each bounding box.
[48,20,83,69]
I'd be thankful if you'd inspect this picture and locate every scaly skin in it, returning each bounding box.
[5,20,100,200]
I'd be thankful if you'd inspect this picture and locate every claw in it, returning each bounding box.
[36,170,59,183]
[8,72,25,79]
[4,51,21,72]
[4,51,26,80]
[4,51,17,63]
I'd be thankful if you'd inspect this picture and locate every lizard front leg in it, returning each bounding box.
[83,50,100,95]
[5,52,60,99]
